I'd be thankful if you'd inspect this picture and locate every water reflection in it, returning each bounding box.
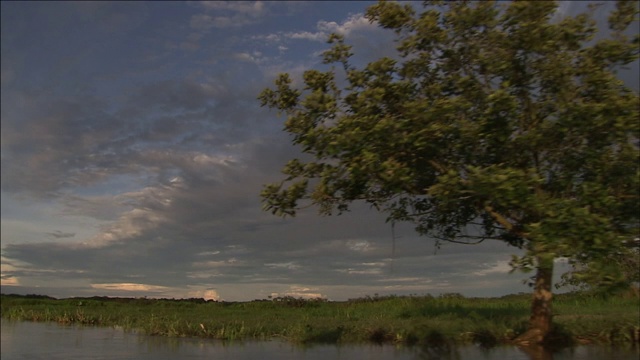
[414,343,640,360]
[1,320,638,360]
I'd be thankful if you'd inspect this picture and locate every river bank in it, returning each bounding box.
[1,292,638,348]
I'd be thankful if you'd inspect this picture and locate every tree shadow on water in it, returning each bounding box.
[416,330,461,360]
[301,325,344,344]
[413,325,575,360]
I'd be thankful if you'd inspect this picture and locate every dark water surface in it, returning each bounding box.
[1,320,637,359]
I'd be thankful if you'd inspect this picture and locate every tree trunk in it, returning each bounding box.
[516,255,554,345]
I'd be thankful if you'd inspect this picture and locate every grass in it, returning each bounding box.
[1,292,638,347]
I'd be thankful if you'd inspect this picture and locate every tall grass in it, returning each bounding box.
[1,292,638,346]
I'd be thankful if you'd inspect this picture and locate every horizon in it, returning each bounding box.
[0,290,540,302]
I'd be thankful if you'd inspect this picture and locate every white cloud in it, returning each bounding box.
[471,260,512,276]
[271,285,325,299]
[265,33,281,42]
[360,262,385,267]
[283,13,377,43]
[318,13,375,36]
[233,52,258,63]
[186,287,221,301]
[77,174,204,248]
[196,250,221,256]
[285,30,326,42]
[83,208,164,247]
[337,268,382,275]
[346,239,373,252]
[265,261,301,270]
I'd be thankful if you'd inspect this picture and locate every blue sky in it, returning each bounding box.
[1,1,636,301]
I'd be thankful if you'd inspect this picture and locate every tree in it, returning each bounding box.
[258,0,639,344]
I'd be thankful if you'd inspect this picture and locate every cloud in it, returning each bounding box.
[180,32,204,51]
[0,85,197,197]
[0,276,19,286]
[264,261,301,270]
[60,192,134,221]
[183,2,269,50]
[317,13,375,36]
[233,51,269,65]
[471,260,513,276]
[1,258,21,286]
[46,231,76,239]
[346,239,374,252]
[283,13,378,42]
[271,285,326,299]
[70,2,149,34]
[0,73,262,199]
[91,283,169,292]
[285,31,326,42]
[123,79,218,114]
[258,33,281,43]
[190,15,231,30]
[189,1,266,30]
[337,268,383,275]
[197,1,265,17]
[186,288,220,301]
[257,11,396,75]
[193,258,243,269]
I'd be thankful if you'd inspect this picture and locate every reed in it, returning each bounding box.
[1,292,638,347]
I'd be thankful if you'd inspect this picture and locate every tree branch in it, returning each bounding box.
[484,205,529,238]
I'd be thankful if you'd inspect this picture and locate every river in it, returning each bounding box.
[1,320,637,359]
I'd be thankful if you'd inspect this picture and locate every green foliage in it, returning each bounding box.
[557,237,640,292]
[258,0,639,291]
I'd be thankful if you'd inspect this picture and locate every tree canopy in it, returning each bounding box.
[259,0,639,344]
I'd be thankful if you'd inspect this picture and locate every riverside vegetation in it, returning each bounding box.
[1,292,638,348]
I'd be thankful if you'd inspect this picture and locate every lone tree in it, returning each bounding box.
[259,0,639,344]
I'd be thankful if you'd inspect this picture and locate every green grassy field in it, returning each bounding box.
[1,292,638,347]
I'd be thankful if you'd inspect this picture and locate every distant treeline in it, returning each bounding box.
[0,293,215,304]
[0,291,623,307]
[1,294,57,300]
[0,292,485,304]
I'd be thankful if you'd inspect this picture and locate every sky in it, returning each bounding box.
[1,1,637,302]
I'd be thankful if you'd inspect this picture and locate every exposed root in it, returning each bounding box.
[513,328,545,346]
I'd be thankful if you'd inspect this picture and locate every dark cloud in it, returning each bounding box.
[0,71,271,197]
[1,93,125,194]
[46,231,76,239]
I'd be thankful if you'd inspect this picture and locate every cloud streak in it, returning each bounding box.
[46,231,76,239]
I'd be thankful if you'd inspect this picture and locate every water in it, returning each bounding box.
[1,320,637,360]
